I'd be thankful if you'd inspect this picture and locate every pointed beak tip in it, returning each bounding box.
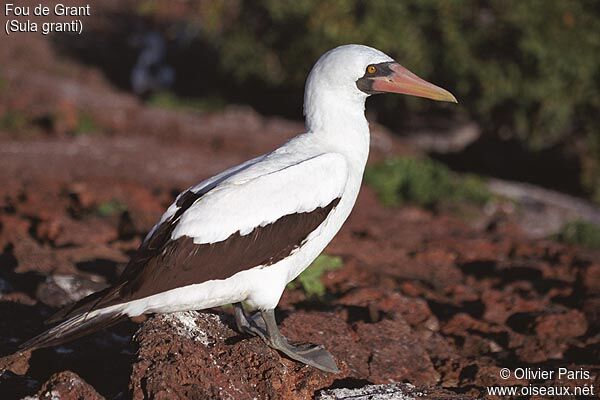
[439,91,458,104]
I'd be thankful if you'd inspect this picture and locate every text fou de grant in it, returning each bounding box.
[5,3,91,17]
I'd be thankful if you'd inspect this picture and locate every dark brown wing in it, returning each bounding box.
[51,196,340,321]
[46,188,209,323]
[103,197,341,308]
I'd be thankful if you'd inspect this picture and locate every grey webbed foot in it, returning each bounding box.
[260,309,339,373]
[233,302,267,337]
[233,304,338,373]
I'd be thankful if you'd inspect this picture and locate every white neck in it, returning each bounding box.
[303,85,370,167]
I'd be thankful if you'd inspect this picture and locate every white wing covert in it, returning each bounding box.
[172,152,348,244]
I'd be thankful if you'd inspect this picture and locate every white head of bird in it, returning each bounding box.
[303,44,457,142]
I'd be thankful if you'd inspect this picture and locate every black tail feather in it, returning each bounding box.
[20,310,125,352]
[44,287,113,325]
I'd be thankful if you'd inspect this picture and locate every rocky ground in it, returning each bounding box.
[1,14,599,400]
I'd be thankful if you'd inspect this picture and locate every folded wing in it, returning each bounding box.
[51,152,348,321]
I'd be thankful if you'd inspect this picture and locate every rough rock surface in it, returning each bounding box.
[1,5,599,400]
[23,371,103,400]
[129,310,448,399]
[316,383,471,400]
[130,311,332,400]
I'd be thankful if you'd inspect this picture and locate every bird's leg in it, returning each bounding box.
[259,309,339,373]
[233,302,266,337]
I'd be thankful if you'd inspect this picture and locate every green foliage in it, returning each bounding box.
[72,112,98,136]
[556,220,600,250]
[136,0,159,16]
[189,0,598,143]
[0,111,27,132]
[148,92,226,112]
[96,199,127,217]
[1,109,98,137]
[288,254,343,297]
[364,157,492,208]
[0,76,8,92]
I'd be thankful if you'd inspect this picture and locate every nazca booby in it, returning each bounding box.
[21,44,456,373]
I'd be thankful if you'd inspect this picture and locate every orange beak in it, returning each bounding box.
[371,63,457,103]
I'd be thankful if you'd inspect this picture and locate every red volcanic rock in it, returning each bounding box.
[66,182,97,212]
[584,263,600,294]
[0,215,31,247]
[376,292,434,327]
[335,288,435,327]
[515,336,569,363]
[130,311,335,400]
[442,313,507,356]
[15,184,69,222]
[279,310,371,376]
[535,310,588,340]
[130,310,444,399]
[39,216,118,247]
[33,371,103,400]
[0,351,31,376]
[481,289,547,325]
[583,297,600,330]
[354,319,439,385]
[117,184,165,234]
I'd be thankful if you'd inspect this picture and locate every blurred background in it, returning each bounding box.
[56,0,600,198]
[3,0,599,231]
[1,1,600,398]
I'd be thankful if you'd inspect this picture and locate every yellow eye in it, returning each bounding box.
[367,65,377,74]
